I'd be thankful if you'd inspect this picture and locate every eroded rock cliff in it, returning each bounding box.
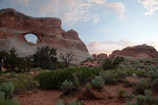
[0,8,90,64]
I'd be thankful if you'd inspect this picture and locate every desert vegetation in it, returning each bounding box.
[1,47,158,105]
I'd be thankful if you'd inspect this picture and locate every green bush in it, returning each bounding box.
[117,78,129,83]
[0,82,14,98]
[56,99,64,105]
[11,75,39,93]
[56,99,82,105]
[84,82,92,92]
[68,99,82,105]
[146,70,158,81]
[99,71,116,85]
[0,92,20,105]
[128,89,158,105]
[126,68,134,76]
[60,80,76,96]
[136,69,145,76]
[7,72,19,78]
[117,89,125,97]
[134,79,150,95]
[34,67,101,89]
[73,76,80,88]
[152,78,158,91]
[117,71,127,79]
[91,76,105,89]
[125,93,134,104]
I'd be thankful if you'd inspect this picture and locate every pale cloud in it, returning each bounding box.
[138,0,158,15]
[87,41,99,47]
[107,2,127,20]
[87,39,135,55]
[87,0,106,4]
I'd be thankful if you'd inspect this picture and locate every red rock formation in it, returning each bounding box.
[109,50,121,59]
[97,53,108,59]
[109,44,158,59]
[92,54,97,58]
[62,29,80,40]
[0,8,90,63]
[92,53,108,59]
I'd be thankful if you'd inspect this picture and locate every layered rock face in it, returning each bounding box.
[109,44,158,59]
[92,53,108,59]
[0,8,90,64]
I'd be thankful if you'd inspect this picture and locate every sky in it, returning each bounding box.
[0,0,158,55]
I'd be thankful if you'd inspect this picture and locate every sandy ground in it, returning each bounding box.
[15,83,135,105]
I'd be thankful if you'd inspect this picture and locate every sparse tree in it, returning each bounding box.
[59,52,76,68]
[32,46,58,69]
[0,50,8,72]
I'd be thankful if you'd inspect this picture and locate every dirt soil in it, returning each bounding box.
[15,83,135,105]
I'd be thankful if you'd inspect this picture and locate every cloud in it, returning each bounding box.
[87,39,135,55]
[138,0,158,15]
[0,0,127,24]
[87,0,106,4]
[107,2,127,20]
[87,41,99,47]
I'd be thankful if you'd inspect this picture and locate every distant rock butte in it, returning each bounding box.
[0,8,90,64]
[92,53,108,59]
[109,44,158,59]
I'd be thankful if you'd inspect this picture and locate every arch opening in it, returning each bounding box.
[24,34,37,44]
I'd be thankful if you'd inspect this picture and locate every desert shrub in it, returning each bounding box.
[56,99,64,105]
[76,67,101,83]
[91,76,105,89]
[152,78,158,91]
[34,68,75,89]
[0,78,9,85]
[136,69,145,76]
[117,78,129,83]
[100,70,117,85]
[68,99,82,105]
[60,80,76,96]
[30,67,42,71]
[146,65,158,72]
[126,68,134,76]
[128,89,158,105]
[34,67,102,89]
[0,92,20,105]
[86,74,96,83]
[56,99,82,105]
[56,62,66,69]
[117,71,127,79]
[0,82,14,98]
[146,70,158,81]
[11,75,39,93]
[7,72,19,78]
[118,64,125,68]
[84,82,92,92]
[125,93,134,104]
[73,76,80,88]
[134,79,150,95]
[117,89,125,97]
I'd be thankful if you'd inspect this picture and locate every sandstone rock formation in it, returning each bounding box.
[109,44,158,59]
[0,8,90,64]
[109,50,121,59]
[92,53,108,59]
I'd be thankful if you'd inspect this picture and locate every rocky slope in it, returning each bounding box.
[0,8,90,64]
